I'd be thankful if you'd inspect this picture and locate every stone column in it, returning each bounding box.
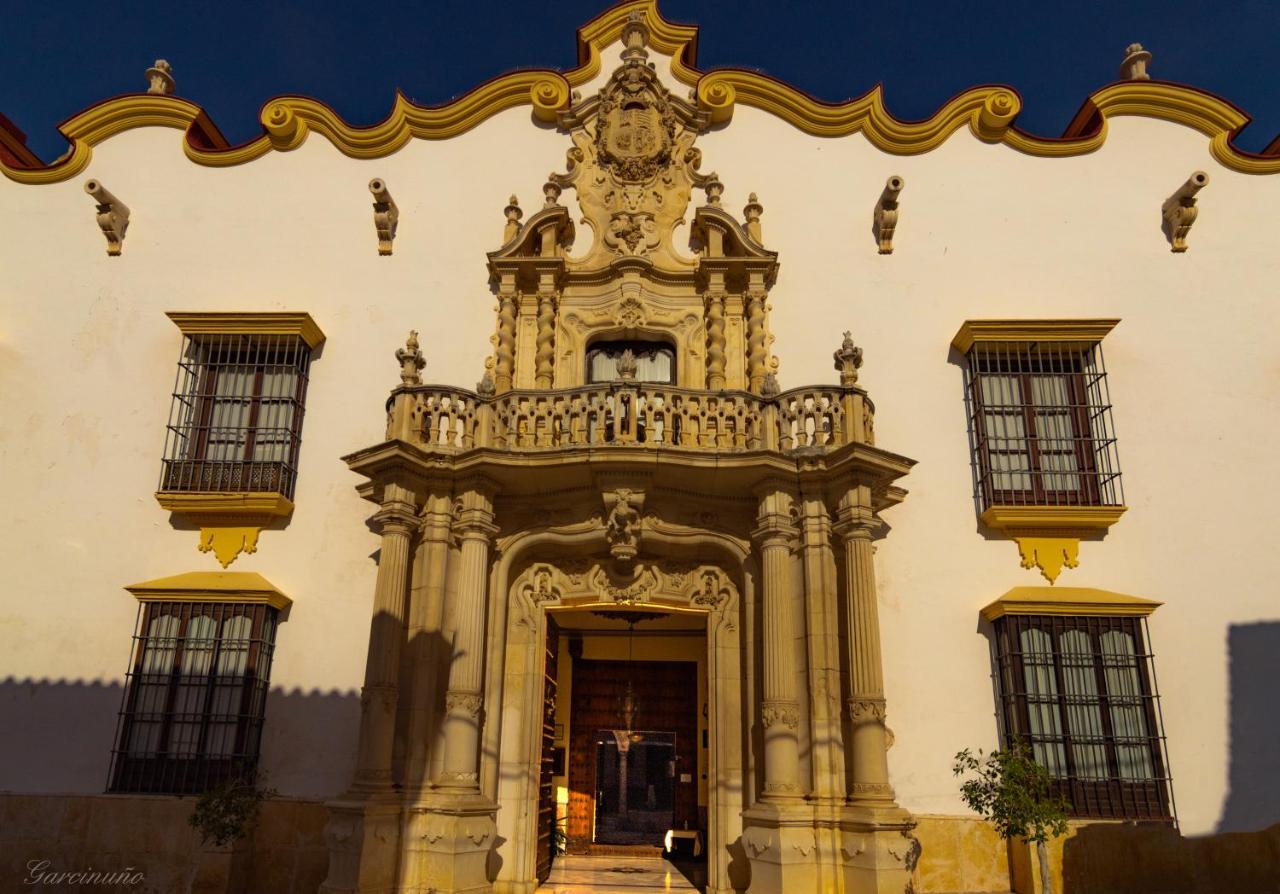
[833,486,896,809]
[752,486,802,800]
[534,289,556,389]
[832,484,914,894]
[320,483,418,894]
[745,286,767,392]
[408,481,500,894]
[704,287,727,390]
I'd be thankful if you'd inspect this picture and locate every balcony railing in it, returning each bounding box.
[388,382,874,454]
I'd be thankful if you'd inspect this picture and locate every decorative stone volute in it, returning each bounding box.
[397,330,425,385]
[834,331,863,386]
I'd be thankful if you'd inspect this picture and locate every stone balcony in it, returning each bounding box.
[386,381,876,455]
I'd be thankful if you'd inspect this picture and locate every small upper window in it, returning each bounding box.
[159,315,323,501]
[586,340,675,384]
[955,322,1123,512]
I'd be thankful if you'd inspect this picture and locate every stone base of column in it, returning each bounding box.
[838,809,919,894]
[400,791,498,894]
[319,796,403,894]
[741,801,824,894]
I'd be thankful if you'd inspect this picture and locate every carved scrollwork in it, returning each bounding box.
[446,690,483,717]
[761,699,801,730]
[848,698,887,723]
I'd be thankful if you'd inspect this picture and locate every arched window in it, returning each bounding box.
[586,341,675,384]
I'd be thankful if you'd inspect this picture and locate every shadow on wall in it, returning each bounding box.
[0,677,360,799]
[1217,621,1280,834]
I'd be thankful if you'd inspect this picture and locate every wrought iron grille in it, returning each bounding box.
[962,341,1122,511]
[108,601,278,795]
[991,614,1173,821]
[159,332,312,500]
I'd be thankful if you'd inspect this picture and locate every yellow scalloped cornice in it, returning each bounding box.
[979,586,1161,622]
[6,1,1280,183]
[126,571,292,611]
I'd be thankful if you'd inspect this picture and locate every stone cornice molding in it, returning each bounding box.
[979,586,1162,621]
[9,5,1280,183]
[124,571,292,612]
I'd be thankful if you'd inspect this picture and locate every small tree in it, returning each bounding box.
[188,776,277,848]
[953,743,1069,894]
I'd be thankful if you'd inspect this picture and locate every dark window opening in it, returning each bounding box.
[159,333,312,499]
[107,601,278,795]
[991,613,1173,821]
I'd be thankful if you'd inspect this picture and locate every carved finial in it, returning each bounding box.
[1162,170,1208,253]
[396,330,425,386]
[621,9,650,64]
[616,348,638,380]
[543,180,562,208]
[704,176,724,206]
[761,372,781,398]
[145,59,175,95]
[84,180,130,256]
[368,178,398,256]
[834,331,863,386]
[476,370,496,398]
[1120,43,1152,80]
[503,195,523,243]
[874,176,904,254]
[743,192,764,243]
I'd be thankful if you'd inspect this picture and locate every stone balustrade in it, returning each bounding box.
[389,382,874,453]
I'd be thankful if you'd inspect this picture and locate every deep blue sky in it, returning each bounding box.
[3,1,1278,162]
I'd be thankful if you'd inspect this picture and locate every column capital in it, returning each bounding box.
[752,483,799,546]
[761,699,801,730]
[453,481,499,540]
[371,502,419,536]
[847,696,887,724]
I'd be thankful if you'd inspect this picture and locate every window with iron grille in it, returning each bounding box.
[991,614,1173,821]
[962,341,1122,511]
[159,332,312,500]
[108,601,277,795]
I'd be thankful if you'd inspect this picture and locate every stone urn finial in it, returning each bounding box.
[543,180,562,207]
[503,195,523,243]
[616,348,638,380]
[761,371,780,398]
[397,330,426,386]
[1120,43,1152,80]
[743,192,764,243]
[834,331,863,386]
[145,59,175,95]
[621,9,650,64]
[703,176,724,206]
[476,370,496,398]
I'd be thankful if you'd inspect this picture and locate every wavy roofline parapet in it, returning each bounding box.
[4,0,1280,184]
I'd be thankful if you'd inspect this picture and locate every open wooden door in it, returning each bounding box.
[535,616,560,883]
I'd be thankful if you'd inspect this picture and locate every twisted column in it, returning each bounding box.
[753,485,803,799]
[352,484,418,791]
[834,486,897,807]
[534,290,557,388]
[436,484,498,791]
[746,288,767,392]
[705,290,727,390]
[494,291,517,391]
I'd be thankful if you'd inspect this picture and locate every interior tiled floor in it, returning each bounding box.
[537,855,702,893]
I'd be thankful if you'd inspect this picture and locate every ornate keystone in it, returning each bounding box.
[1120,42,1152,80]
[874,176,904,254]
[834,331,863,386]
[84,180,130,256]
[1162,170,1208,252]
[604,489,643,565]
[397,330,426,385]
[145,59,174,95]
[368,178,399,255]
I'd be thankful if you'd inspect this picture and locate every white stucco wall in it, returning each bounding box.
[1,38,1277,838]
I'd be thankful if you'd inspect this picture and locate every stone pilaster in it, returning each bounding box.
[409,481,499,894]
[799,484,846,803]
[320,483,418,894]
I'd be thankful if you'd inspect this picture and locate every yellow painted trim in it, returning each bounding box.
[166,311,325,349]
[7,4,1280,182]
[980,586,1162,622]
[981,505,1127,534]
[125,571,292,611]
[951,319,1121,354]
[155,492,294,518]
